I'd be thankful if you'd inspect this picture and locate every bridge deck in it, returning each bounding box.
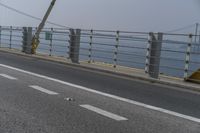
[0,48,200,132]
[0,48,199,92]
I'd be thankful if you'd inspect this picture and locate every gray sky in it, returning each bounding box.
[0,0,200,32]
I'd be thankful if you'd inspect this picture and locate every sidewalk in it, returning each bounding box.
[0,48,199,92]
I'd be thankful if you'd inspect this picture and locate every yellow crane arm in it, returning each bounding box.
[31,0,56,54]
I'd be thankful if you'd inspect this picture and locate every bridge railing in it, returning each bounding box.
[80,30,148,69]
[0,26,200,81]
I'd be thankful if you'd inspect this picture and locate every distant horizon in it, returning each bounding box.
[0,0,200,33]
[0,24,199,35]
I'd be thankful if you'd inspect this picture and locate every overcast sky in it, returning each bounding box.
[0,0,200,33]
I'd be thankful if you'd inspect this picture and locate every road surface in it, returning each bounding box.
[0,51,200,133]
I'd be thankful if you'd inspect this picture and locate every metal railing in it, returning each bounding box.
[0,26,200,81]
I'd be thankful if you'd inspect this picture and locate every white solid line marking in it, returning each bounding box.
[80,104,128,121]
[1,63,200,123]
[29,85,59,95]
[0,73,17,80]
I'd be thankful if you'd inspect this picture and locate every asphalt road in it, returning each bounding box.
[0,51,200,133]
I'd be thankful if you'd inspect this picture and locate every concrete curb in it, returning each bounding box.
[0,48,199,92]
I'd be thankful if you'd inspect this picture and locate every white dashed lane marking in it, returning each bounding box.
[29,85,59,95]
[0,73,18,80]
[80,104,128,121]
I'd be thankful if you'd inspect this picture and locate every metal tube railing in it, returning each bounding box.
[1,26,200,80]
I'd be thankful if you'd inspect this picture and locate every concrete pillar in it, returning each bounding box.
[69,29,81,63]
[22,27,32,54]
[146,32,163,79]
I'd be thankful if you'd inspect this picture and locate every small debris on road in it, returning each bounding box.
[64,97,75,102]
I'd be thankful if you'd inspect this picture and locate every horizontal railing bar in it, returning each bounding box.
[79,53,89,57]
[80,41,116,47]
[91,55,113,60]
[118,52,146,58]
[51,38,68,42]
[117,59,145,65]
[39,42,50,46]
[52,44,68,48]
[189,61,200,64]
[85,48,114,54]
[11,39,22,42]
[51,49,67,53]
[118,45,146,49]
[161,49,186,53]
[190,51,200,55]
[159,65,184,71]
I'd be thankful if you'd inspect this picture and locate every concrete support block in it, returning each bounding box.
[22,27,32,54]
[147,32,163,79]
[69,29,81,63]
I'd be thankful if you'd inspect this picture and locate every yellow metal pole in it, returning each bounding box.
[31,0,57,54]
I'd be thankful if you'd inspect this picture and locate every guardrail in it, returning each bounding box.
[0,26,200,81]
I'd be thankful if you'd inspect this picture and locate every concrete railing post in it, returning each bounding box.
[22,27,27,52]
[69,29,81,63]
[22,27,32,54]
[146,32,163,79]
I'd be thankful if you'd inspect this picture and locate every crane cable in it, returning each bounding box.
[165,24,196,33]
[0,2,69,28]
